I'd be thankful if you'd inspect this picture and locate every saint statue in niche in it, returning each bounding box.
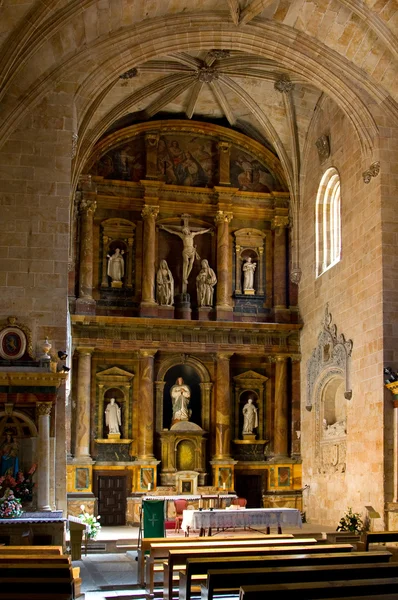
[242,398,258,435]
[105,398,122,435]
[243,257,256,291]
[171,377,191,424]
[107,248,125,282]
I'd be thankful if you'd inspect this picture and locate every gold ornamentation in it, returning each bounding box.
[36,402,53,416]
[271,215,289,230]
[141,205,159,219]
[145,132,159,147]
[214,211,233,225]
[218,141,231,153]
[80,198,97,215]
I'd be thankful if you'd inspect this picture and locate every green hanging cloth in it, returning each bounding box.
[143,499,165,538]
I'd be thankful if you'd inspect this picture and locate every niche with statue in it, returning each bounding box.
[232,370,268,461]
[233,228,267,318]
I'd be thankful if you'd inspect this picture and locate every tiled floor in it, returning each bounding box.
[73,522,340,599]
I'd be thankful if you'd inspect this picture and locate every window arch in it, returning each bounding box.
[316,167,341,276]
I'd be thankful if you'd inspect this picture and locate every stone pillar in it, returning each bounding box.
[101,235,109,288]
[215,210,233,321]
[138,350,157,459]
[218,141,231,185]
[140,205,159,317]
[76,195,97,314]
[214,353,233,459]
[75,347,94,461]
[234,243,242,295]
[291,355,301,458]
[257,246,265,295]
[274,355,289,457]
[145,132,160,179]
[272,215,289,323]
[36,402,52,511]
[126,235,134,288]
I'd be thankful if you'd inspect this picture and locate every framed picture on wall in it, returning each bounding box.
[0,327,27,361]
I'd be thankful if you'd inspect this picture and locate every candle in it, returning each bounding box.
[222,482,226,490]
[148,483,152,491]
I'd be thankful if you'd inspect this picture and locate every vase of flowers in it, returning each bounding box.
[79,505,101,540]
[0,488,23,518]
[336,506,364,534]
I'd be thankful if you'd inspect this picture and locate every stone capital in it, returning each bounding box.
[145,132,160,148]
[139,349,158,358]
[36,402,53,417]
[216,352,234,361]
[274,76,295,93]
[362,161,380,184]
[141,204,159,220]
[214,210,233,226]
[271,215,289,230]
[218,141,231,153]
[75,346,95,356]
[80,197,97,216]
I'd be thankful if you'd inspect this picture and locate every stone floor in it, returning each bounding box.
[73,522,341,600]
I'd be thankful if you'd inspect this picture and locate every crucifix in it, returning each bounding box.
[159,214,212,294]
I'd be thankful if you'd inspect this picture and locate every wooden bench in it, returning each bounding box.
[239,577,398,599]
[365,531,398,551]
[200,561,398,600]
[136,533,294,587]
[0,555,74,600]
[179,550,392,600]
[145,535,302,594]
[0,545,63,555]
[163,543,354,600]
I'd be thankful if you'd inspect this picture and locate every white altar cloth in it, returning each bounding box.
[181,508,302,533]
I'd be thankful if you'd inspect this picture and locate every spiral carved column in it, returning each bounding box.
[75,347,94,461]
[36,402,52,511]
[274,355,289,457]
[215,210,233,321]
[76,196,97,314]
[140,205,159,317]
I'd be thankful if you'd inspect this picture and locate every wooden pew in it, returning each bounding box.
[181,550,391,600]
[136,533,294,587]
[0,557,74,600]
[200,561,398,600]
[239,577,398,600]
[163,543,354,600]
[145,535,303,593]
[365,531,398,551]
[0,545,63,555]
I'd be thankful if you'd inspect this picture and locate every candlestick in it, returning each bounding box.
[222,482,226,490]
[148,483,152,491]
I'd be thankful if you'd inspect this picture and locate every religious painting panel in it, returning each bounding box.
[158,134,218,187]
[230,147,278,192]
[278,466,291,487]
[176,440,195,471]
[90,137,146,181]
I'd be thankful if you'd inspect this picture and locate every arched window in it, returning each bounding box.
[315,167,341,276]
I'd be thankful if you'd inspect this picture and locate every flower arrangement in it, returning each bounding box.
[0,464,36,502]
[336,506,364,534]
[79,505,101,540]
[0,488,23,518]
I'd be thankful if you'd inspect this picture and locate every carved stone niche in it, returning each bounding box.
[95,367,134,444]
[232,370,268,460]
[234,229,266,296]
[159,423,207,487]
[101,218,136,289]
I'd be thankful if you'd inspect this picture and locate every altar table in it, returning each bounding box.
[181,508,302,536]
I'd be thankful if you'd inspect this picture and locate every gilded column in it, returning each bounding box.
[140,205,159,316]
[36,402,52,511]
[145,132,160,179]
[76,196,97,314]
[274,355,289,457]
[215,210,233,320]
[291,355,301,458]
[234,243,242,295]
[138,350,157,459]
[257,246,265,295]
[214,353,233,459]
[126,235,134,288]
[75,347,95,461]
[272,215,289,322]
[101,235,109,287]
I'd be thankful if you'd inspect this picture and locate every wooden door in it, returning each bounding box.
[235,474,263,508]
[97,475,127,526]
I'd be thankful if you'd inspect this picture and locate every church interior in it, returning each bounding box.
[0,0,397,540]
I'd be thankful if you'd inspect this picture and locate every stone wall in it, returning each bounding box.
[299,95,388,528]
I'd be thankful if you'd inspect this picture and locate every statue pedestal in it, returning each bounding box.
[244,289,255,295]
[111,281,123,288]
[175,293,191,320]
[242,433,256,441]
[158,305,175,319]
[198,307,213,321]
[107,433,121,440]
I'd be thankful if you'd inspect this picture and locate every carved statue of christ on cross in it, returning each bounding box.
[159,214,212,294]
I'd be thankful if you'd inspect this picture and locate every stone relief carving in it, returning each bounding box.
[315,135,330,163]
[306,304,353,412]
[362,161,380,184]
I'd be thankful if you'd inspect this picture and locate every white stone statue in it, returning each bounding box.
[242,398,258,435]
[107,247,125,282]
[171,377,191,423]
[159,218,212,293]
[157,260,174,306]
[105,398,121,434]
[196,259,217,307]
[243,257,256,291]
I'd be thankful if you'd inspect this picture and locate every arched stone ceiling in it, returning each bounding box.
[0,0,397,200]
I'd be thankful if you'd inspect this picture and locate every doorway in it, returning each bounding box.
[235,474,264,508]
[97,475,127,526]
